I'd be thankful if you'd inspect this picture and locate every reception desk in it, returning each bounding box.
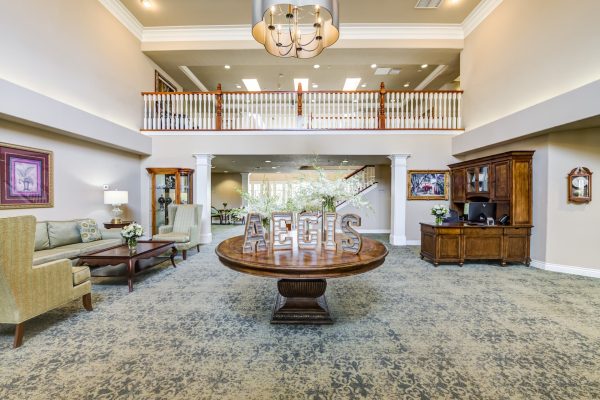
[420,222,532,267]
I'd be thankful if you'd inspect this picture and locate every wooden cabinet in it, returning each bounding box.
[420,223,532,266]
[451,168,466,203]
[147,168,194,235]
[449,151,534,225]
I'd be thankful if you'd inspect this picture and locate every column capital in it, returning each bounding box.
[193,154,214,166]
[388,154,411,167]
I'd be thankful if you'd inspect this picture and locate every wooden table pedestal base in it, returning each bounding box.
[271,279,333,324]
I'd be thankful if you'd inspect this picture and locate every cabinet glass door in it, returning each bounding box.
[466,168,477,193]
[180,174,190,204]
[155,173,176,231]
[478,166,489,192]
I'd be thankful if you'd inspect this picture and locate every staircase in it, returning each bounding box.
[336,165,378,210]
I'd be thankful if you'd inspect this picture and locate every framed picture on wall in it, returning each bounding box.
[407,170,449,200]
[0,143,53,209]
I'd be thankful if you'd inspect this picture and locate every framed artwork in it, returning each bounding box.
[0,143,53,209]
[154,70,177,92]
[407,170,449,200]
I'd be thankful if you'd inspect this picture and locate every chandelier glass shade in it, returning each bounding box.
[252,0,339,59]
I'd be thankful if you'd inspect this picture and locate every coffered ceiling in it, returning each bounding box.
[120,0,482,26]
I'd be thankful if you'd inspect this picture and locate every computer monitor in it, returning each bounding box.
[467,202,497,223]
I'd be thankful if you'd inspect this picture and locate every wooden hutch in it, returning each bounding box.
[147,168,194,235]
[420,151,534,266]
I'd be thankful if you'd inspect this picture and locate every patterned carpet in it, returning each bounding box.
[1,224,600,399]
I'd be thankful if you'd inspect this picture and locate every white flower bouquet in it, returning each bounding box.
[431,204,449,225]
[121,223,144,250]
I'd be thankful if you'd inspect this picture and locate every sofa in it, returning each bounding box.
[33,219,124,266]
[0,216,94,348]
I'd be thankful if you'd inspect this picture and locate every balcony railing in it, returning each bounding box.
[141,83,462,131]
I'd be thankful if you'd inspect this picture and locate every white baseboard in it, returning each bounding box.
[406,240,421,246]
[531,260,600,279]
[335,228,390,234]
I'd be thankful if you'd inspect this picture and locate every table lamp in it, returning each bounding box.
[104,190,128,223]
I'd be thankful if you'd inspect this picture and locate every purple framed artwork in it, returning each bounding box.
[0,143,53,209]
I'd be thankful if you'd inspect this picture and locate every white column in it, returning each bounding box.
[388,154,410,246]
[240,172,250,207]
[193,154,214,244]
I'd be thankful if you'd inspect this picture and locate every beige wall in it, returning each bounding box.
[461,0,600,130]
[0,120,141,223]
[0,0,178,131]
[146,133,459,239]
[460,129,599,270]
[212,173,242,209]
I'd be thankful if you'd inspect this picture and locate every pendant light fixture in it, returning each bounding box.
[252,0,340,59]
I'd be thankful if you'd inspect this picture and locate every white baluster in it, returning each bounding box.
[457,92,462,129]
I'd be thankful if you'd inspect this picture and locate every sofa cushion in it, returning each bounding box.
[173,205,195,234]
[33,247,81,266]
[78,219,102,243]
[72,266,91,286]
[61,239,122,255]
[153,232,190,243]
[47,220,82,248]
[34,222,50,251]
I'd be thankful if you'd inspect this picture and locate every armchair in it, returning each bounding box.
[0,216,93,348]
[152,204,202,260]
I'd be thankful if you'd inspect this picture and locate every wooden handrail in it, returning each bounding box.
[345,165,375,180]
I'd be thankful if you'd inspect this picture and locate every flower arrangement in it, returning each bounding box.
[121,223,144,251]
[239,187,282,228]
[431,204,449,225]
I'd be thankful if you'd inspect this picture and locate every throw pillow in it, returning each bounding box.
[78,219,102,243]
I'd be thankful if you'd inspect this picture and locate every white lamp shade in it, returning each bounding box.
[104,190,128,205]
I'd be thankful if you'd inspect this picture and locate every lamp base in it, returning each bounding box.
[110,218,123,224]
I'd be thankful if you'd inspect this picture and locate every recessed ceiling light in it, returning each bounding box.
[265,160,271,163]
[294,78,309,91]
[370,64,377,69]
[235,84,242,89]
[404,82,410,88]
[390,69,401,75]
[375,67,391,76]
[271,166,277,169]
[312,83,319,88]
[313,64,320,69]
[361,83,367,88]
[141,0,152,8]
[343,78,361,91]
[276,171,281,174]
[242,79,261,91]
[421,64,429,69]
[224,170,229,173]
[224,65,231,69]
[342,160,349,163]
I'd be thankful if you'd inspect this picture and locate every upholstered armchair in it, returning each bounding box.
[0,216,93,348]
[152,204,202,260]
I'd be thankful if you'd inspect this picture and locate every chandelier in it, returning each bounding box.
[252,0,340,59]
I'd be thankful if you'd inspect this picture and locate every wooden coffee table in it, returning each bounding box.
[216,235,388,324]
[78,240,177,292]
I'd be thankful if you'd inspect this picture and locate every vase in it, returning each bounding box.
[127,238,138,252]
[435,216,444,225]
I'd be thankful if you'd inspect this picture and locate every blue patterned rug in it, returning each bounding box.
[1,225,599,399]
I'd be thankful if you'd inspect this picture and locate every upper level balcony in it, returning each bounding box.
[141,83,462,133]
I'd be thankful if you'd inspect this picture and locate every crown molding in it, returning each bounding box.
[142,23,465,43]
[98,0,144,40]
[462,0,503,37]
[99,0,501,45]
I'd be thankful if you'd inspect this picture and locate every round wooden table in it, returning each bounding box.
[216,235,388,324]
